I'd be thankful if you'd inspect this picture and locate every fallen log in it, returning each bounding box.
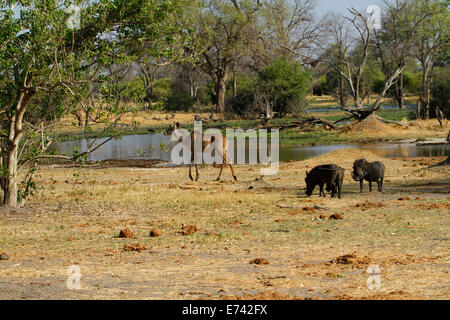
[254,115,336,131]
[374,115,410,127]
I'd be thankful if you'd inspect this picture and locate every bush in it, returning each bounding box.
[257,57,310,116]
[313,74,329,96]
[226,73,257,100]
[403,71,421,95]
[430,65,450,118]
[165,94,195,111]
[227,91,255,118]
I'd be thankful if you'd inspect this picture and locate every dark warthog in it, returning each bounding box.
[352,158,385,192]
[325,166,345,199]
[305,164,345,199]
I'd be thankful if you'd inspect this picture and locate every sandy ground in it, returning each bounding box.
[0,148,449,300]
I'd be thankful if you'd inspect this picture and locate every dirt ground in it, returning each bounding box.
[0,148,449,300]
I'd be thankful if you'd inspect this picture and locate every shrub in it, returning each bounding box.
[165,94,196,111]
[430,65,450,118]
[257,56,310,116]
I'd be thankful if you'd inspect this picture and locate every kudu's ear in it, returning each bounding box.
[175,122,180,128]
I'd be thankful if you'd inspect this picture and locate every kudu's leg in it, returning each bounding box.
[195,164,199,181]
[216,151,228,181]
[221,151,237,181]
[229,163,237,181]
[189,164,194,181]
[216,164,224,181]
[225,153,237,181]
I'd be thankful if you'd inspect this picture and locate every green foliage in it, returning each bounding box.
[165,94,196,111]
[257,57,310,115]
[313,74,329,96]
[153,78,174,102]
[431,65,450,117]
[196,82,214,106]
[365,67,385,95]
[120,78,146,103]
[226,73,257,99]
[0,0,193,205]
[403,71,421,95]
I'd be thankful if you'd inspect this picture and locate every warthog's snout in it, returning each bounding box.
[351,171,362,181]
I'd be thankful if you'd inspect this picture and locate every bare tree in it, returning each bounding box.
[324,13,353,108]
[251,0,324,69]
[373,0,430,109]
[413,0,450,119]
[285,8,406,121]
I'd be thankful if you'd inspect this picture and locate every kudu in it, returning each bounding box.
[164,122,237,182]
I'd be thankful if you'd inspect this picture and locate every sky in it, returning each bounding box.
[315,0,384,17]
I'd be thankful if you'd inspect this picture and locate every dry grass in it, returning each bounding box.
[0,149,449,299]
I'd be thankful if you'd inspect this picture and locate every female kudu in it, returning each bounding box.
[164,122,237,182]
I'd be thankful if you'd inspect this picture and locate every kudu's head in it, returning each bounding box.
[164,122,180,136]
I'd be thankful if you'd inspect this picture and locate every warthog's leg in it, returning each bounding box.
[319,184,325,197]
[359,180,364,192]
[337,183,342,199]
[330,184,337,198]
[369,181,373,192]
[377,178,383,192]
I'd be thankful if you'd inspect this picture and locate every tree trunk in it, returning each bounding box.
[233,69,237,98]
[417,99,423,120]
[84,109,90,131]
[212,65,229,114]
[425,82,431,120]
[1,89,35,207]
[3,144,19,207]
[215,73,228,114]
[395,73,404,109]
[339,73,345,107]
[420,59,432,120]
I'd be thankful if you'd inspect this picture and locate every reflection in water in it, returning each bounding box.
[54,133,450,163]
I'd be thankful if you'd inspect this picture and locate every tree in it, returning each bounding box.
[323,14,352,108]
[373,0,429,109]
[258,56,310,116]
[258,0,323,67]
[194,0,263,113]
[0,0,191,207]
[413,0,450,119]
[288,8,406,121]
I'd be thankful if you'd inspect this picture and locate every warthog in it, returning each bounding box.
[305,164,345,199]
[351,158,385,192]
[325,166,345,199]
